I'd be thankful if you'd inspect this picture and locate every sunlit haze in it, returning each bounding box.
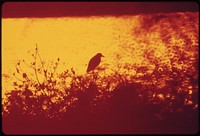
[2,12,198,97]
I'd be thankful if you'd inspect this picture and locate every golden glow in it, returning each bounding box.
[2,12,199,116]
[157,94,164,100]
[2,16,141,97]
[189,90,193,95]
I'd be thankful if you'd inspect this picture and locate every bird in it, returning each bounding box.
[87,53,104,73]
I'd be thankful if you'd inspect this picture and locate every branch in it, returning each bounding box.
[34,44,41,85]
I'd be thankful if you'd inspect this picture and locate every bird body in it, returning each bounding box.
[87,53,104,73]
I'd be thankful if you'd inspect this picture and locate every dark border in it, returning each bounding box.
[0,0,199,135]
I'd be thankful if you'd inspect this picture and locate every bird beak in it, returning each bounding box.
[101,55,104,57]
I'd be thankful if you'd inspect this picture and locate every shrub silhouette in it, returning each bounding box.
[2,45,198,134]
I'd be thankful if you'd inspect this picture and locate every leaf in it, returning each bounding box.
[71,68,75,75]
[13,82,18,86]
[22,73,27,78]
[40,83,45,90]
[16,68,19,73]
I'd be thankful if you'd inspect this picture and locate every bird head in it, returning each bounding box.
[96,53,104,58]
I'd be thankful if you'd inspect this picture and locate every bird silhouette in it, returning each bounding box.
[87,53,104,73]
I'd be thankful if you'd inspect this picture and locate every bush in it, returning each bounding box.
[2,45,198,134]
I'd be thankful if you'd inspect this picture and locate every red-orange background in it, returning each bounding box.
[2,2,198,18]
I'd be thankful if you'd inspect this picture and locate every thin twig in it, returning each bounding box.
[22,60,34,69]
[34,44,47,95]
[34,44,41,85]
[13,73,24,83]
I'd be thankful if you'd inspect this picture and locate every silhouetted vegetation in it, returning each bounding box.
[2,44,198,134]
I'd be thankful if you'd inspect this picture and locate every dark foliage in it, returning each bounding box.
[2,46,198,134]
